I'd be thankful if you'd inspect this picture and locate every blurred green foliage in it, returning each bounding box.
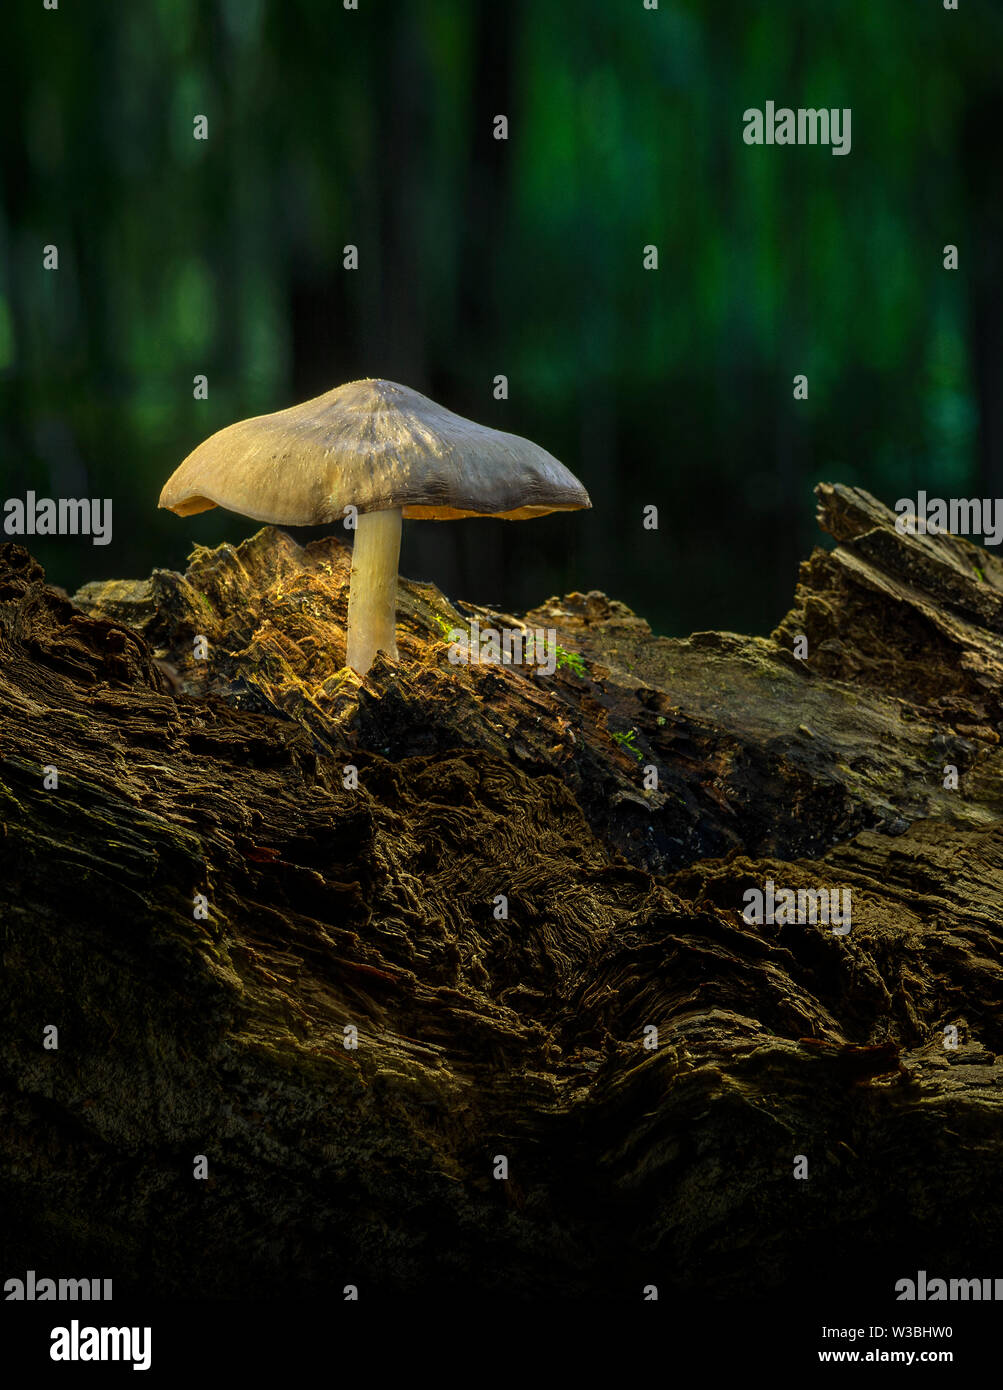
[1,0,1000,637]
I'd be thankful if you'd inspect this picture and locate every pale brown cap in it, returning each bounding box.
[158,378,591,523]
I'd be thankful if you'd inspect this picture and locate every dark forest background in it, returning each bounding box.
[1,0,1001,638]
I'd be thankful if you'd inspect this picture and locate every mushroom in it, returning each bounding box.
[158,378,591,675]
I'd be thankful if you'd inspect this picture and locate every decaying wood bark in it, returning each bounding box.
[1,482,1001,1301]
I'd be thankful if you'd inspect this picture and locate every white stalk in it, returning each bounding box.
[346,507,402,674]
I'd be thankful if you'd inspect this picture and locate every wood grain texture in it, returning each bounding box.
[1,483,1000,1301]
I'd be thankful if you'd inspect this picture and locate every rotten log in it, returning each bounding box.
[0,482,1001,1303]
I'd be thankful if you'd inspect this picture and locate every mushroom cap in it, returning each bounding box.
[158,378,591,523]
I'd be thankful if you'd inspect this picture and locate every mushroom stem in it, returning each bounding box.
[346,507,402,675]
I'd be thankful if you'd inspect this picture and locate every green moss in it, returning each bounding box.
[432,612,466,640]
[555,645,587,677]
[611,727,644,761]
